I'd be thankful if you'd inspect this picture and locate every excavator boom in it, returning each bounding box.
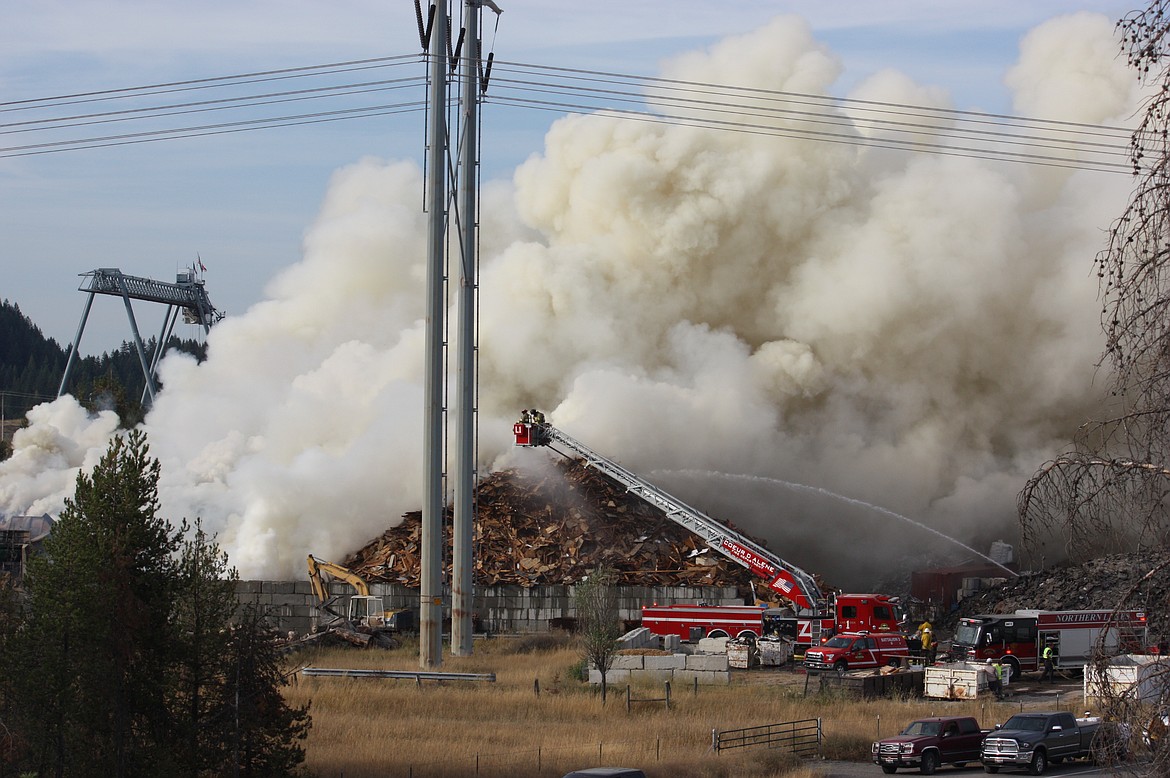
[513,419,825,612]
[307,554,371,596]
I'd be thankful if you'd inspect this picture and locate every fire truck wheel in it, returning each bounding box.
[920,750,938,775]
[834,661,847,677]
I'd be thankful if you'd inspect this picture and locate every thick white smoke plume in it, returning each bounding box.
[0,14,1143,586]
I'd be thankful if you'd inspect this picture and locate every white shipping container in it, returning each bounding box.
[1084,655,1170,702]
[925,662,991,700]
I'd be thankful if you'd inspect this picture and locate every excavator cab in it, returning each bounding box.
[348,595,389,628]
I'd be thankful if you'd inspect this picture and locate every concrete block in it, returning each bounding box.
[267,594,306,609]
[662,634,681,652]
[643,654,686,671]
[686,654,729,671]
[674,669,730,685]
[612,655,644,670]
[618,627,653,649]
[637,669,675,684]
[697,637,729,654]
[588,668,631,685]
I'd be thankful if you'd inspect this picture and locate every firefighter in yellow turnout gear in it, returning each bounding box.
[916,621,935,664]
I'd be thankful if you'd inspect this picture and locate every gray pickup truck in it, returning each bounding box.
[980,711,1103,774]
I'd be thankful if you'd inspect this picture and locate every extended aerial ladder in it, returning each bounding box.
[513,419,826,614]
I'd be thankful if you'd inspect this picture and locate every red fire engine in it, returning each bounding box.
[641,593,901,652]
[514,416,905,650]
[949,608,1148,678]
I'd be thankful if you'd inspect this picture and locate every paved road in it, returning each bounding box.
[811,759,1127,777]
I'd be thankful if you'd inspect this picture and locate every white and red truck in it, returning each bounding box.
[949,608,1148,680]
[514,417,905,653]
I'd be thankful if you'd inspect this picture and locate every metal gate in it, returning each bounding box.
[712,718,821,757]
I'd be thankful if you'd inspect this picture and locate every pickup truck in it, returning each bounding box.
[803,631,910,675]
[872,716,987,774]
[980,711,1102,774]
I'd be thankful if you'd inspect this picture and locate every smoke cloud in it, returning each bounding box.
[0,14,1144,587]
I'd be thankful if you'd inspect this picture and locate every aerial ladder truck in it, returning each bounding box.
[513,417,903,650]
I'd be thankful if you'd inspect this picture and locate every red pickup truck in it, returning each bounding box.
[872,716,988,774]
[804,631,910,675]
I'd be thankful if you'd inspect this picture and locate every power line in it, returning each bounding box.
[1,103,427,159]
[0,54,1140,174]
[0,77,427,136]
[0,55,420,112]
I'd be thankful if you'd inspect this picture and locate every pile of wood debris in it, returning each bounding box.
[343,458,758,592]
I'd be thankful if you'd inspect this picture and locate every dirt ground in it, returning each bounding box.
[731,662,1092,709]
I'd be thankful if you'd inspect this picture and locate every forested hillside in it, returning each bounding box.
[0,299,206,444]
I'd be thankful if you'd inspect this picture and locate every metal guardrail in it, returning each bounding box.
[712,718,821,757]
[300,667,496,682]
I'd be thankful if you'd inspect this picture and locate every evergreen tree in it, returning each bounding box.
[221,606,311,777]
[169,522,239,776]
[11,429,181,777]
[0,431,311,777]
[1,298,208,423]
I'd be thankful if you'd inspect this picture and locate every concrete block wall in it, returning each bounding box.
[587,652,730,685]
[235,580,743,638]
[617,627,657,651]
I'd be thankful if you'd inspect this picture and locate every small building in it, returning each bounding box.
[910,560,1017,617]
[0,514,54,582]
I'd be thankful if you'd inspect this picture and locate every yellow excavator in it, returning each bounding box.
[306,554,411,641]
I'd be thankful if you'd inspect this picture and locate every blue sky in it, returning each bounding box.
[1,1,1140,357]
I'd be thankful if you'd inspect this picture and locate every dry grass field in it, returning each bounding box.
[282,634,1023,778]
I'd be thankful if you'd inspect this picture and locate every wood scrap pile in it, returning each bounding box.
[343,458,759,592]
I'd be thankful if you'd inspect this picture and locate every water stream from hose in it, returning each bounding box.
[661,469,1018,578]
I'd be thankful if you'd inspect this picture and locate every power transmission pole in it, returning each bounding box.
[452,0,481,657]
[420,0,448,670]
